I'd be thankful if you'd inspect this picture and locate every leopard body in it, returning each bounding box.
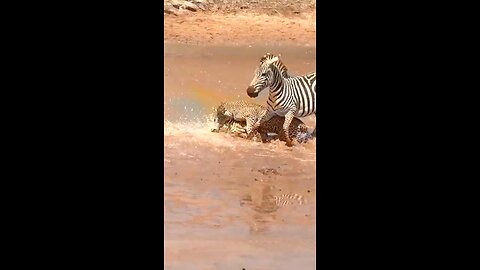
[212,100,310,143]
[211,100,268,138]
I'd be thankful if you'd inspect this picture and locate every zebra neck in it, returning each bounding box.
[268,68,286,95]
[267,78,291,111]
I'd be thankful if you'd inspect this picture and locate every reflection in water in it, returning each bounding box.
[240,183,278,233]
[240,182,309,233]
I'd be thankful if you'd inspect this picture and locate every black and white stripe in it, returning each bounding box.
[266,71,316,117]
[246,55,316,146]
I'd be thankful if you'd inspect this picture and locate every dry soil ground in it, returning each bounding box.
[164,0,316,46]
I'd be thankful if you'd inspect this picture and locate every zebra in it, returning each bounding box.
[246,54,316,147]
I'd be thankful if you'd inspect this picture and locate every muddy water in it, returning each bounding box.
[164,43,316,270]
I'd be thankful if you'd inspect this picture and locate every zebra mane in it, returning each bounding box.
[259,53,290,78]
[260,53,281,65]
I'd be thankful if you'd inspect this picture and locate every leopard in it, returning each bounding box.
[211,100,310,143]
[221,116,310,143]
[210,100,268,138]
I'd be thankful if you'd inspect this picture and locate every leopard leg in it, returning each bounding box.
[246,117,259,140]
[211,117,223,132]
[283,111,295,147]
[291,128,299,143]
[246,111,273,140]
[298,124,309,143]
[258,127,269,143]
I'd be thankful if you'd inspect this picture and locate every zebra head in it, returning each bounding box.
[247,54,288,98]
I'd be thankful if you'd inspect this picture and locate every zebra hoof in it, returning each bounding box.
[211,128,219,133]
[285,141,294,147]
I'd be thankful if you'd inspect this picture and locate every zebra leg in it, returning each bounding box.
[283,111,295,147]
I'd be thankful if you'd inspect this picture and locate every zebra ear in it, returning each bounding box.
[270,56,279,63]
[261,53,271,62]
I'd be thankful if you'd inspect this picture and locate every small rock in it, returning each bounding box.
[169,0,183,9]
[192,2,206,10]
[164,6,179,16]
[181,1,198,12]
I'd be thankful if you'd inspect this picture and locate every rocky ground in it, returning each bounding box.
[164,0,316,46]
[165,0,316,16]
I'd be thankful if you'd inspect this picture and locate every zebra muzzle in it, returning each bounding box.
[246,86,258,97]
